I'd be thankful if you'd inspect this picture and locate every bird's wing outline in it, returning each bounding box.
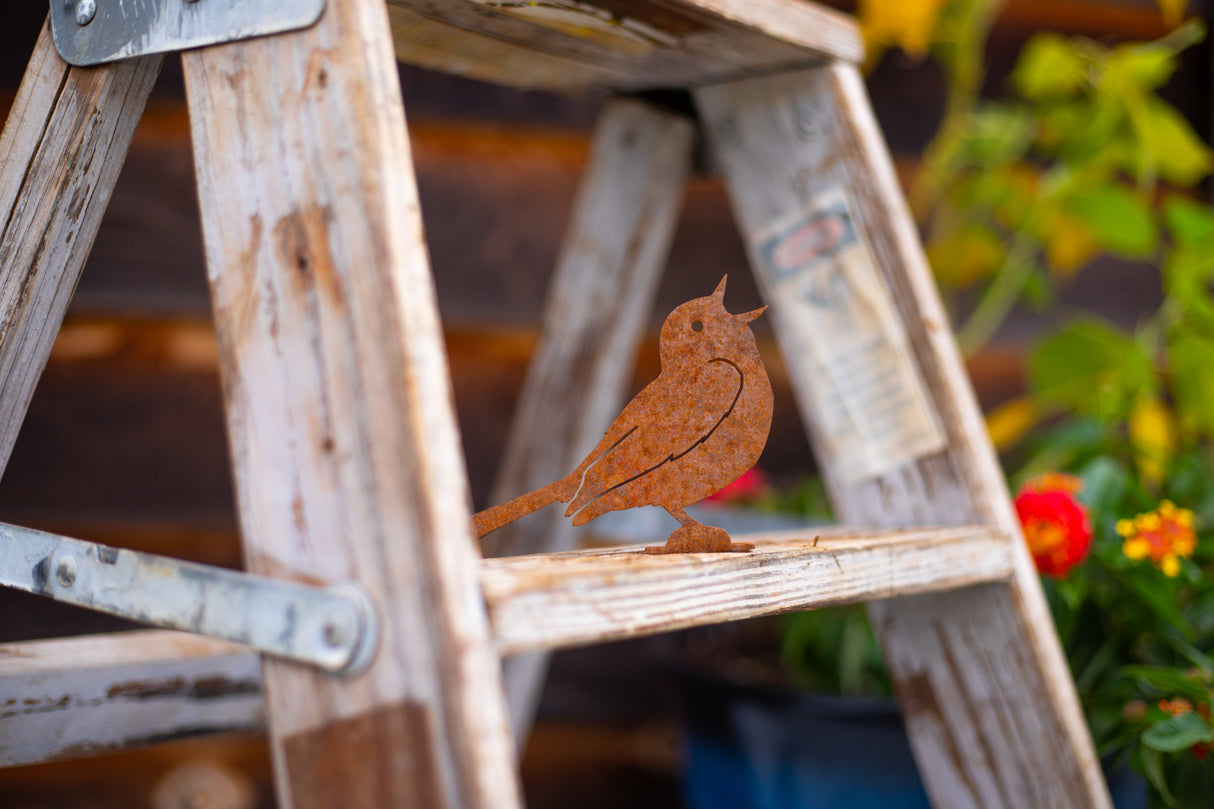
[566,358,743,516]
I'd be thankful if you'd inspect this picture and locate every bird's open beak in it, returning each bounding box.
[712,276,728,299]
[735,305,767,324]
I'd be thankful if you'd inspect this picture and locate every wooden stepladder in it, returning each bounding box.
[0,2,1111,809]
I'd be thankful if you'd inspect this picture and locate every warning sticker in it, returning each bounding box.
[754,188,947,483]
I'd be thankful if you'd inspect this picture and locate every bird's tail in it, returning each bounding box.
[472,474,579,539]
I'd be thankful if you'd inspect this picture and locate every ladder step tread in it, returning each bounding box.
[482,524,1012,655]
[0,525,1008,767]
[386,0,863,93]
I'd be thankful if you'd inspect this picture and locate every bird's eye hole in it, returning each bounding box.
[691,320,703,332]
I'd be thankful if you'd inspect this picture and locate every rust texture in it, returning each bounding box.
[474,276,773,553]
[282,701,441,809]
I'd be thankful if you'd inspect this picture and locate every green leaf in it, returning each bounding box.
[1164,247,1214,331]
[1134,99,1213,187]
[1076,456,1131,514]
[1020,266,1055,310]
[1142,712,1214,753]
[1164,196,1214,248]
[1029,320,1154,417]
[1137,747,1178,806]
[1143,747,1180,805]
[1013,33,1088,100]
[1126,666,1212,702]
[959,105,1034,165]
[927,224,1005,287]
[1105,43,1177,93]
[1169,332,1214,436]
[1125,572,1193,636]
[1062,183,1158,258]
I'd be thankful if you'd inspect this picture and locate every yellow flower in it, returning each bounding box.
[986,396,1038,451]
[1045,212,1100,276]
[1157,0,1186,28]
[1129,396,1176,488]
[1118,501,1197,577]
[857,0,948,68]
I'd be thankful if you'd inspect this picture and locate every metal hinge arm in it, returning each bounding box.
[1,522,378,675]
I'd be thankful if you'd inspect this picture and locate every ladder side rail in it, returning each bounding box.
[0,19,161,473]
[696,63,1111,809]
[181,2,521,806]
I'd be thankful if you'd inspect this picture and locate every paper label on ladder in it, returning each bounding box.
[754,187,947,484]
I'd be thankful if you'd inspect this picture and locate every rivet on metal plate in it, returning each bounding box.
[54,556,77,587]
[74,0,96,26]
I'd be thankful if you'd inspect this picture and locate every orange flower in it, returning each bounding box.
[1014,474,1092,578]
[1159,698,1194,716]
[1117,501,1196,577]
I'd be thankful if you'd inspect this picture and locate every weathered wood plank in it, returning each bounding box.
[181,2,520,807]
[696,65,1111,809]
[0,19,161,473]
[480,96,694,743]
[484,525,1012,656]
[0,630,261,767]
[0,525,1011,769]
[387,0,862,92]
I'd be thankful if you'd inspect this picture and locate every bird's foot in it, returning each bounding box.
[645,523,754,554]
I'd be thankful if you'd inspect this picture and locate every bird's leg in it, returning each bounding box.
[644,506,755,554]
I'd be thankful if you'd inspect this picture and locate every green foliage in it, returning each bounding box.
[1169,334,1214,436]
[1015,418,1214,806]
[1144,714,1214,754]
[1012,33,1087,99]
[918,17,1210,355]
[1029,320,1154,418]
[1064,183,1158,258]
[779,606,890,697]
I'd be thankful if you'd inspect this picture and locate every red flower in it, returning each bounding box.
[703,467,769,505]
[1014,473,1092,578]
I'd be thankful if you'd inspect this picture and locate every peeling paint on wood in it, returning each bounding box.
[0,631,262,767]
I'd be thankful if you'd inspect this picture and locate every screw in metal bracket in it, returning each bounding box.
[322,615,351,649]
[55,556,78,588]
[74,0,97,26]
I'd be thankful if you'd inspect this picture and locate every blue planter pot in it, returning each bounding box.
[680,672,1147,809]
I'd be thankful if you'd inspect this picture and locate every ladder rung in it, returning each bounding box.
[0,630,262,767]
[0,525,1009,767]
[482,525,1012,655]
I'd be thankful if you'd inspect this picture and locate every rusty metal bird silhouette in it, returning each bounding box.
[473,276,773,554]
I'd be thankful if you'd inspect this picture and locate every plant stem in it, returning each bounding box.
[956,232,1036,354]
[913,0,1006,214]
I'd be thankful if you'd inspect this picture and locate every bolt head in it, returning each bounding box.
[322,618,349,648]
[75,0,97,25]
[55,556,78,587]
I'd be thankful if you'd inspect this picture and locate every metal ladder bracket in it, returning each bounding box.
[0,521,378,675]
[50,0,326,66]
